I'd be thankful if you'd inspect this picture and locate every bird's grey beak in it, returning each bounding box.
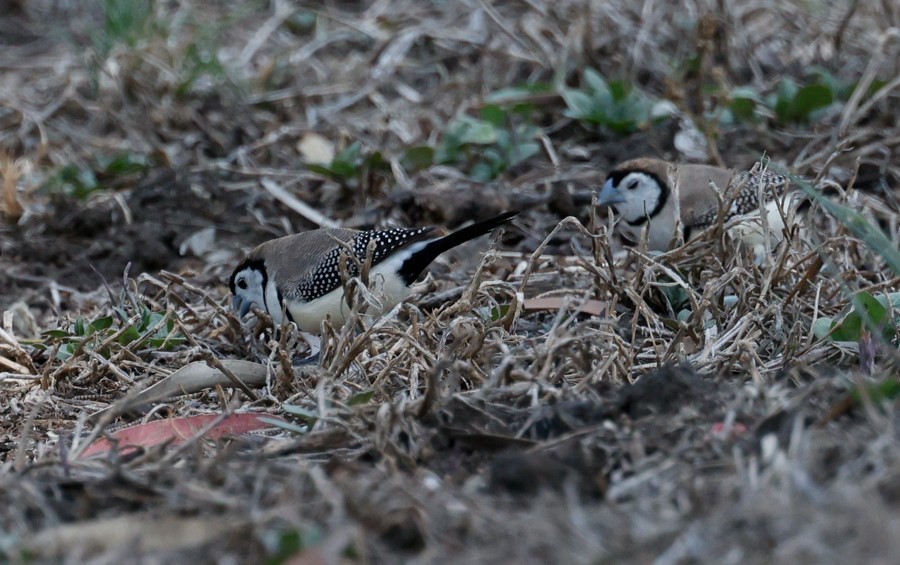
[598,179,626,205]
[232,295,251,318]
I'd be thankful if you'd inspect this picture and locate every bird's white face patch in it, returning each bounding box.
[263,277,283,324]
[612,171,665,223]
[231,267,268,319]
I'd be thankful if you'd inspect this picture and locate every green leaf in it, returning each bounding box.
[813,317,834,340]
[560,70,655,134]
[348,390,375,406]
[857,291,888,323]
[57,344,76,361]
[327,160,358,179]
[660,284,691,312]
[282,404,318,425]
[608,80,630,101]
[817,292,900,342]
[480,104,507,128]
[510,102,536,117]
[826,291,896,342]
[730,86,763,102]
[729,88,759,122]
[306,163,339,178]
[482,147,505,168]
[264,527,312,565]
[454,117,497,145]
[401,146,435,171]
[560,89,597,121]
[142,312,166,331]
[89,316,115,332]
[773,79,833,124]
[74,317,86,336]
[88,316,114,334]
[101,0,152,47]
[830,312,863,341]
[607,120,637,136]
[508,141,541,166]
[793,83,833,115]
[99,152,150,175]
[484,83,552,104]
[851,379,900,404]
[46,164,100,199]
[809,67,848,99]
[774,79,798,123]
[285,10,317,34]
[148,322,185,349]
[853,291,896,341]
[117,326,142,345]
[490,304,510,321]
[42,329,73,339]
[335,141,362,164]
[363,150,389,172]
[498,126,540,161]
[148,337,182,349]
[469,160,497,182]
[436,100,543,179]
[111,306,129,323]
[306,141,369,181]
[583,68,608,94]
[877,293,900,309]
[434,139,459,164]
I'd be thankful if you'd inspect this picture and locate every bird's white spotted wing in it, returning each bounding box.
[265,227,438,304]
[682,168,789,231]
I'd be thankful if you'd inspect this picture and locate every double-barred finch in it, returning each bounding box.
[229,211,517,333]
[597,157,802,252]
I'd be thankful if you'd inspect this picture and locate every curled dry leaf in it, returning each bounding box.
[522,296,607,317]
[26,514,248,558]
[88,360,269,422]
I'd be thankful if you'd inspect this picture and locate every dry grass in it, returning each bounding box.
[1,0,899,562]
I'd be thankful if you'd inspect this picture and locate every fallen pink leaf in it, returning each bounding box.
[79,413,286,459]
[708,422,748,441]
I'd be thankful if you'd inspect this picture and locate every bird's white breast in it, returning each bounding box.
[727,192,804,261]
[617,202,680,250]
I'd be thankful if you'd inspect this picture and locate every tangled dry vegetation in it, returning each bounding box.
[1,0,900,562]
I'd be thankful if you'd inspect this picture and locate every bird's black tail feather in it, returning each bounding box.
[398,211,517,284]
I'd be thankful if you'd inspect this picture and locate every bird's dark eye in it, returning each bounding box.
[626,178,639,190]
[237,279,248,290]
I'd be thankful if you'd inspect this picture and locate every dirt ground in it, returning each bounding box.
[1,1,899,563]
